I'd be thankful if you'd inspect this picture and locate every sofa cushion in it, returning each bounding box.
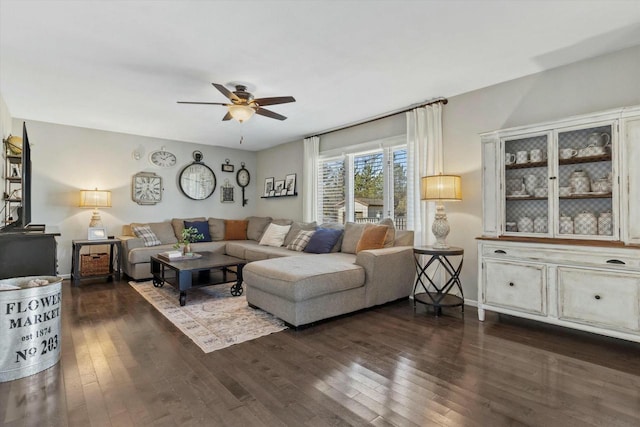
[243,254,364,302]
[341,222,366,254]
[132,221,178,245]
[283,221,317,247]
[172,217,206,240]
[225,220,249,240]
[244,245,311,262]
[208,218,225,241]
[286,230,315,252]
[259,223,291,247]
[246,216,272,241]
[128,243,176,264]
[304,228,343,254]
[379,218,396,248]
[225,240,258,259]
[184,220,212,242]
[131,225,162,247]
[356,224,388,253]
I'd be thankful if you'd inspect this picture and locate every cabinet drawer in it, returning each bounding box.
[484,260,546,315]
[558,267,640,332]
[482,244,640,269]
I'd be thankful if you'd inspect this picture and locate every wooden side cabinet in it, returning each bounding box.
[71,238,122,286]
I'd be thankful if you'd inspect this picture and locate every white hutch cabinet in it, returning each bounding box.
[478,106,640,343]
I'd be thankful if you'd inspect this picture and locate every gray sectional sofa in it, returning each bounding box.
[119,216,415,327]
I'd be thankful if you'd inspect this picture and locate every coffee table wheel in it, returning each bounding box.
[179,292,187,306]
[153,278,164,288]
[230,283,243,297]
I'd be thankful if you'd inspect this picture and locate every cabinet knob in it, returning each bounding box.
[509,282,514,287]
[594,295,601,300]
[606,259,625,265]
[494,250,506,254]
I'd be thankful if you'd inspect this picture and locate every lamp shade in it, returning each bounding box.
[79,189,111,208]
[421,175,462,201]
[228,104,256,122]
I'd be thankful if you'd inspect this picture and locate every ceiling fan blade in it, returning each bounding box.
[177,101,229,106]
[253,96,296,106]
[212,83,241,102]
[222,111,233,121]
[256,107,287,121]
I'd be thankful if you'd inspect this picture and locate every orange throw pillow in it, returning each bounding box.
[224,220,249,240]
[355,224,388,253]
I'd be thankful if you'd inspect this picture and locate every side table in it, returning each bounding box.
[413,246,464,316]
[71,238,122,286]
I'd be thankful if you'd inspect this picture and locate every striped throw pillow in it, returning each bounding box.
[286,230,315,252]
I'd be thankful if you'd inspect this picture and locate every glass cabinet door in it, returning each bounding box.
[556,123,615,239]
[503,133,550,236]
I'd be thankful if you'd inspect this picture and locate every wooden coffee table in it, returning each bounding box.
[150,252,245,306]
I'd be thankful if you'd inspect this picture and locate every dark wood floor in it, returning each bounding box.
[1,279,639,427]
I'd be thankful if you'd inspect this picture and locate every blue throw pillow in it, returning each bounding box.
[183,220,212,242]
[303,228,343,254]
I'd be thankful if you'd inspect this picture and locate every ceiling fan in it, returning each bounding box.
[178,83,296,123]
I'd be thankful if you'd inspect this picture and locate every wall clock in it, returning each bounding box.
[178,151,216,200]
[236,162,250,206]
[149,148,177,168]
[132,172,162,205]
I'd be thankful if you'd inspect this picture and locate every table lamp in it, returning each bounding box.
[421,174,462,248]
[79,188,111,228]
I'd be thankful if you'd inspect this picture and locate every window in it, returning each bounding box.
[317,141,407,229]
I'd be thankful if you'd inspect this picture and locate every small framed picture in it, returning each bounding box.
[264,177,274,197]
[269,190,275,197]
[88,227,107,240]
[221,181,234,202]
[221,159,234,172]
[285,173,296,195]
[274,180,285,195]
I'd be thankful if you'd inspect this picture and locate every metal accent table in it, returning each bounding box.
[71,238,122,286]
[413,246,464,316]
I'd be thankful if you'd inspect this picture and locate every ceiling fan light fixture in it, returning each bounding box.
[228,104,255,122]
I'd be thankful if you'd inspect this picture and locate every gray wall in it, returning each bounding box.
[16,119,257,275]
[255,45,640,303]
[255,139,303,219]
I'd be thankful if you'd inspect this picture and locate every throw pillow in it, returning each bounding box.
[304,228,343,254]
[224,220,249,240]
[208,218,225,241]
[283,221,317,247]
[183,220,212,242]
[319,222,345,252]
[171,217,206,240]
[258,223,291,247]
[131,225,162,247]
[246,216,273,241]
[286,230,315,252]
[341,222,366,254]
[355,224,388,253]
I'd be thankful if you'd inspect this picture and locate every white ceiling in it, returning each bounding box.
[1,1,639,151]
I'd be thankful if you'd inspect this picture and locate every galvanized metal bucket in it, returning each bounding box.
[0,276,62,382]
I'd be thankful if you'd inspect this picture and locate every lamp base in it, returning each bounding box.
[88,209,103,228]
[431,203,450,249]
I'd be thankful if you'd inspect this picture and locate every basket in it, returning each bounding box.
[80,253,110,276]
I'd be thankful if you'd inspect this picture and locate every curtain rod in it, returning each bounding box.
[311,97,448,138]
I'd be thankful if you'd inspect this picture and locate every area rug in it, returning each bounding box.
[129,281,287,353]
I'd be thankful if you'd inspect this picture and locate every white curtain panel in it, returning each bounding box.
[406,103,444,246]
[302,136,319,222]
